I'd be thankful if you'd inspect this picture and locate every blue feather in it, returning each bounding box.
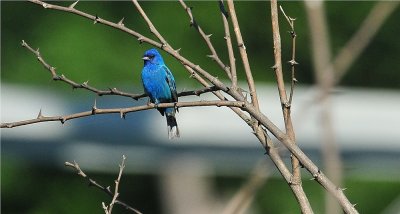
[141,48,180,139]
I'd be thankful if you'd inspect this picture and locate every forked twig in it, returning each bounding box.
[271,2,312,213]
[103,155,127,214]
[65,159,142,214]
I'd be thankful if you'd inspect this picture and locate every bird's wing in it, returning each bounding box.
[162,65,178,102]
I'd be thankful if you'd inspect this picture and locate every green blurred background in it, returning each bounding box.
[2,1,400,214]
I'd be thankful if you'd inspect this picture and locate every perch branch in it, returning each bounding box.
[64,160,142,214]
[1,100,245,128]
[21,40,220,100]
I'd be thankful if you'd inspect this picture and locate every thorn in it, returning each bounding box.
[92,99,97,114]
[206,54,215,59]
[42,2,48,8]
[137,37,144,44]
[352,203,357,208]
[36,48,40,54]
[69,0,79,9]
[175,48,181,53]
[93,14,99,24]
[118,17,125,26]
[37,108,43,119]
[83,80,89,86]
[341,187,347,191]
[206,34,212,38]
[288,59,298,65]
[21,40,27,47]
[293,78,298,83]
[271,64,278,70]
[238,43,246,50]
[120,111,126,119]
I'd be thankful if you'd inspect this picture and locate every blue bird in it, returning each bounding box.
[141,48,180,139]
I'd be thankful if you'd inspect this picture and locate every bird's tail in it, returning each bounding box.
[166,113,180,139]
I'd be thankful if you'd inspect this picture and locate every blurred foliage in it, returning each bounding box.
[2,1,400,90]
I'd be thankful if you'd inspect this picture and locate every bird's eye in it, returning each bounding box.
[149,54,155,58]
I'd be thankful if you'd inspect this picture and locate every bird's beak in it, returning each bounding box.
[142,56,150,61]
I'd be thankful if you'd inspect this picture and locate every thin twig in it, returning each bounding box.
[279,6,298,106]
[226,0,260,110]
[105,155,126,214]
[21,40,219,100]
[219,0,237,90]
[1,100,246,128]
[179,0,232,80]
[64,160,142,214]
[131,0,168,48]
[271,2,312,213]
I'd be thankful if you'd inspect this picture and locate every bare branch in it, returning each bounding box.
[271,2,311,213]
[131,0,168,47]
[279,6,298,107]
[105,155,126,214]
[64,160,142,214]
[219,0,238,90]
[226,0,260,110]
[1,100,246,128]
[243,103,359,214]
[21,40,220,100]
[179,0,232,80]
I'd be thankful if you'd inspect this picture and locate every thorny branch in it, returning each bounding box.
[1,100,246,128]
[219,0,238,90]
[270,2,312,213]
[65,159,142,214]
[3,1,362,213]
[21,40,219,100]
[179,0,232,80]
[279,6,298,107]
[226,0,260,110]
[103,155,126,214]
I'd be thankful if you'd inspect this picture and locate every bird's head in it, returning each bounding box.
[142,48,164,65]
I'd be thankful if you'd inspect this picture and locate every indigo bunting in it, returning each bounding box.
[141,48,180,139]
